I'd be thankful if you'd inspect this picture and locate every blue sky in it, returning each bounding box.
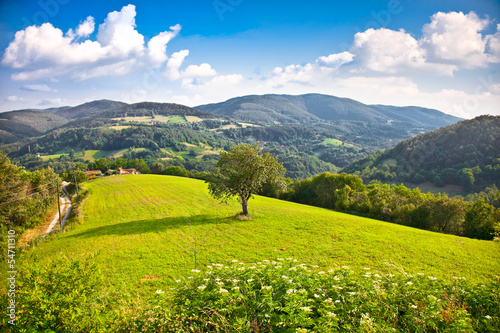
[1,0,499,118]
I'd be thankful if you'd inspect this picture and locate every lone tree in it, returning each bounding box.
[207,143,287,215]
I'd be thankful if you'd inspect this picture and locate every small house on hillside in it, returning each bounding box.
[85,170,102,178]
[118,168,139,175]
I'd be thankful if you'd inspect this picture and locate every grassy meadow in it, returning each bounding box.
[17,175,499,297]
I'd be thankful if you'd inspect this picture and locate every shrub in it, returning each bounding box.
[161,259,500,332]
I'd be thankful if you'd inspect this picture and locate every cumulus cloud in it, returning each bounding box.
[486,24,500,61]
[67,16,95,39]
[351,28,456,75]
[317,51,354,69]
[147,24,181,66]
[1,5,223,83]
[266,10,500,95]
[183,63,217,78]
[96,4,145,58]
[164,49,190,80]
[420,11,491,68]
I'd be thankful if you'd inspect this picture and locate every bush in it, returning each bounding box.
[1,254,106,332]
[160,259,500,332]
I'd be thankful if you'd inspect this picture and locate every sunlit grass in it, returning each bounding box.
[18,175,500,297]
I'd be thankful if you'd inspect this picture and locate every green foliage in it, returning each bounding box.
[208,143,287,215]
[343,115,500,194]
[283,172,497,240]
[0,152,59,230]
[0,255,106,332]
[149,259,500,332]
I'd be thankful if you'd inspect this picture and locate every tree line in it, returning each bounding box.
[0,152,60,259]
[274,172,500,240]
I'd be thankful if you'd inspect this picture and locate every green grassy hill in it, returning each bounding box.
[16,175,499,297]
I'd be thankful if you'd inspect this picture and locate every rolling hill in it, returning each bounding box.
[0,95,466,179]
[343,115,500,193]
[196,93,462,128]
[0,110,69,144]
[18,175,499,290]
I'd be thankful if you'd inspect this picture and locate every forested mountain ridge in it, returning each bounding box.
[0,110,69,144]
[196,93,462,128]
[343,115,500,193]
[0,96,468,181]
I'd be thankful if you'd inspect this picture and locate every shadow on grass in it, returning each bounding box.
[67,214,247,239]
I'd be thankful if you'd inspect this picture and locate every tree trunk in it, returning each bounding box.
[241,196,248,215]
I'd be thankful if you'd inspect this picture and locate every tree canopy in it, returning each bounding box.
[207,143,286,215]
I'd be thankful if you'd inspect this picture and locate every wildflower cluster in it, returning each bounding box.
[161,259,500,332]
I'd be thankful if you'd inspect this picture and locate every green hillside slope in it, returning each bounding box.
[343,115,500,193]
[0,110,68,143]
[15,175,499,297]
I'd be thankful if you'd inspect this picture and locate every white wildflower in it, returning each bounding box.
[411,304,417,309]
[247,279,254,283]
[485,315,492,320]
[407,281,413,285]
[429,276,438,281]
[300,306,312,312]
[155,289,164,294]
[318,271,325,275]
[219,288,228,293]
[327,312,336,317]
[198,285,206,290]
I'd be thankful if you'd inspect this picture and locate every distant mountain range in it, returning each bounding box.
[196,93,462,128]
[0,94,470,180]
[1,94,462,145]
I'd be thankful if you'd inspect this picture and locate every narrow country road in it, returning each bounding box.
[43,181,72,237]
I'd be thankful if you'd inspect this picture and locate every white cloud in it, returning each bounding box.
[486,24,500,61]
[67,16,95,39]
[183,63,217,78]
[164,49,190,80]
[5,95,25,102]
[350,28,456,75]
[21,84,58,92]
[147,24,181,67]
[317,51,354,69]
[420,11,491,68]
[1,5,212,83]
[96,4,144,58]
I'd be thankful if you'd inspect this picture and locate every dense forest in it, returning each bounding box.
[343,115,500,193]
